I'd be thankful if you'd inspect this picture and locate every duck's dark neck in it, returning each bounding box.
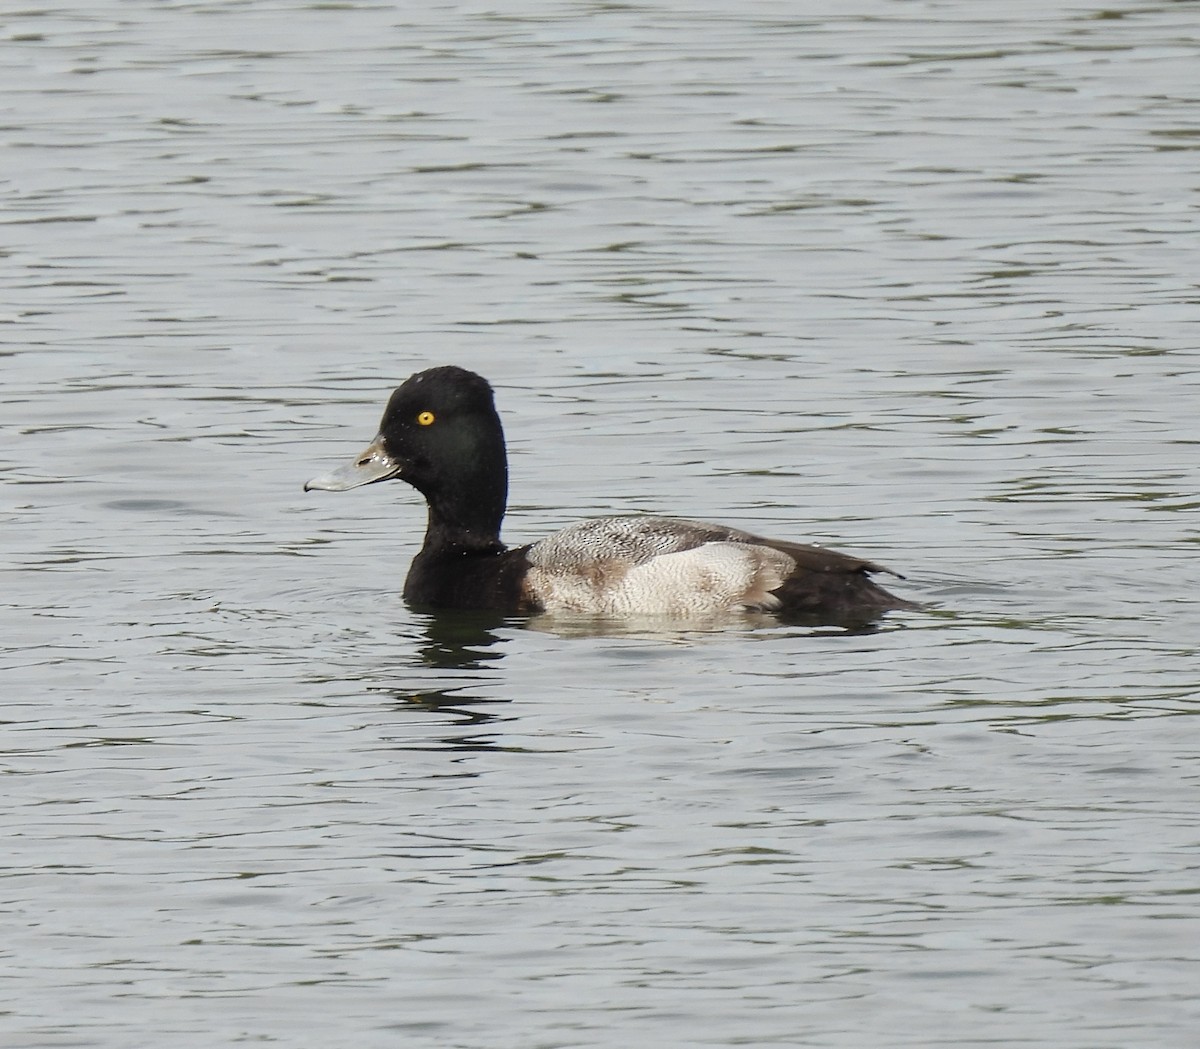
[405,450,510,608]
[421,505,506,554]
[419,443,508,555]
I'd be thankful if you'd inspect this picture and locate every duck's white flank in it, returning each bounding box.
[524,517,796,616]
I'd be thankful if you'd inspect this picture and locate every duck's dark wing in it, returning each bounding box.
[754,535,903,579]
[748,535,916,621]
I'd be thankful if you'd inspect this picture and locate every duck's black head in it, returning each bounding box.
[306,366,509,548]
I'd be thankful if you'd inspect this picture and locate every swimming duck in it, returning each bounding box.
[305,366,914,624]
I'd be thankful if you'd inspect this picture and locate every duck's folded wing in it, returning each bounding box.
[521,515,911,618]
[751,536,905,580]
[526,515,756,570]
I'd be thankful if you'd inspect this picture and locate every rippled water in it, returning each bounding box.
[3,2,1198,1047]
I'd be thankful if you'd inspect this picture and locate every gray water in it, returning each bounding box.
[2,2,1198,1047]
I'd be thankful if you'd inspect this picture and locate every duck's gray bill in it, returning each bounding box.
[304,436,401,492]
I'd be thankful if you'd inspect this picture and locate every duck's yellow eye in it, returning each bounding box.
[417,410,436,426]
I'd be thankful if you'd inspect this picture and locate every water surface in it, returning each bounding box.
[2,2,1198,1047]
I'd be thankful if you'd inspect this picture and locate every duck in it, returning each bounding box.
[305,366,915,625]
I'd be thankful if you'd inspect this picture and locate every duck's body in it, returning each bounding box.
[306,366,913,625]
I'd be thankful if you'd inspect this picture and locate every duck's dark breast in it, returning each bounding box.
[402,545,535,612]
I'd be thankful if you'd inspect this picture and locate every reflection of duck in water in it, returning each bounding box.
[306,366,914,627]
